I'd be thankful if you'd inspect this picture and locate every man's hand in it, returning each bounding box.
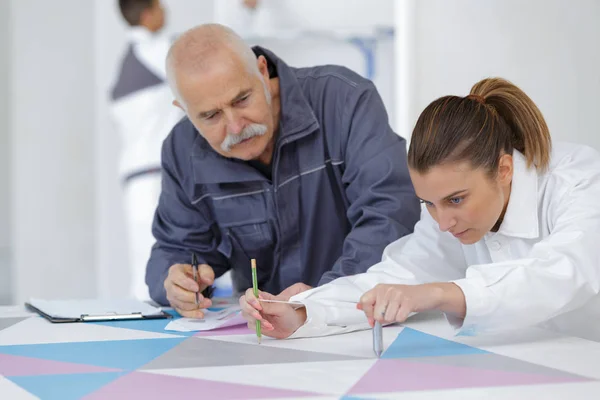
[164,263,215,318]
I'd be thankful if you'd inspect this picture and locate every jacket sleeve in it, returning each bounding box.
[318,81,421,285]
[146,137,230,305]
[451,174,600,336]
[290,210,466,338]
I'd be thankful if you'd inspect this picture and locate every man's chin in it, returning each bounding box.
[226,147,262,161]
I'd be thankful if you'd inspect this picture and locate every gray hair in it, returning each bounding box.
[165,24,262,108]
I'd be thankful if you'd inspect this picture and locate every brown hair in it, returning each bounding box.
[118,0,154,26]
[407,78,552,176]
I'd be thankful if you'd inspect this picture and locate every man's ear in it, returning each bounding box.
[172,100,184,110]
[257,55,270,81]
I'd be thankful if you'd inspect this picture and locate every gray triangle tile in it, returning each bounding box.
[408,353,589,379]
[0,318,27,332]
[140,336,367,370]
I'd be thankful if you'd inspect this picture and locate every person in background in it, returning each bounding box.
[146,24,421,317]
[241,77,600,342]
[110,0,184,300]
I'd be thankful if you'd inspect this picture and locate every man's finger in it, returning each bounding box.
[169,264,196,285]
[168,297,197,312]
[176,307,205,319]
[198,264,215,286]
[170,283,201,304]
[171,270,200,292]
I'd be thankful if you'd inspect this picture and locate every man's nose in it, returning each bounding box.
[225,110,244,135]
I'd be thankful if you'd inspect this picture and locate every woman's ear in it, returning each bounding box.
[497,153,514,186]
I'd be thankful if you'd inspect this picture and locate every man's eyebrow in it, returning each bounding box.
[197,89,253,119]
[231,89,252,103]
[198,108,218,119]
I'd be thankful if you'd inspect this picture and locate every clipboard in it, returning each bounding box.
[25,300,173,323]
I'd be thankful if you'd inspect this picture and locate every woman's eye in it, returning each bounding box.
[449,197,462,204]
[419,199,434,207]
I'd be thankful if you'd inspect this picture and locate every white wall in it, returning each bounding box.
[396,0,600,150]
[215,0,394,36]
[0,0,10,304]
[10,0,96,303]
[215,0,397,128]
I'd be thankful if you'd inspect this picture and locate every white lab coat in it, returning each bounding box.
[111,27,182,178]
[290,143,600,341]
[110,27,184,300]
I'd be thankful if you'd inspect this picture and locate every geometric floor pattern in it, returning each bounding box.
[0,312,596,400]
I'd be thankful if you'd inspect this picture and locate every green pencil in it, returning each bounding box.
[251,258,262,344]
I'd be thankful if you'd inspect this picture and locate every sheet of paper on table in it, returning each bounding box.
[164,305,246,332]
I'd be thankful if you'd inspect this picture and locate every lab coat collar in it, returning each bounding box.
[494,150,540,239]
[128,26,160,44]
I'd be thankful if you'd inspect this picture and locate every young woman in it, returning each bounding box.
[240,78,600,340]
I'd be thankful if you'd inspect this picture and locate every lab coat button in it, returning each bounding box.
[489,241,501,251]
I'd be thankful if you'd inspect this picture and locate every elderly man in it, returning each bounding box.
[147,23,420,317]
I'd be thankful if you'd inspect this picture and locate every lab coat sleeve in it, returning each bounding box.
[451,174,600,336]
[289,209,466,338]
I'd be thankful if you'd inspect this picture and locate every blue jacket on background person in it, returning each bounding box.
[146,42,420,306]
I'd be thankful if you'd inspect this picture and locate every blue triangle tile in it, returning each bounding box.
[382,327,489,358]
[8,371,127,400]
[90,313,195,337]
[0,337,187,370]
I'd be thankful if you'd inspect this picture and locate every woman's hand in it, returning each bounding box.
[357,283,466,326]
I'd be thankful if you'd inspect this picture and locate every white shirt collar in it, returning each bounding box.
[493,150,540,239]
[128,26,156,43]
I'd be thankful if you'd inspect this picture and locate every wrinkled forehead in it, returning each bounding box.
[176,58,257,110]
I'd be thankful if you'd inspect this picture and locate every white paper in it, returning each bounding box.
[28,298,163,319]
[164,306,246,332]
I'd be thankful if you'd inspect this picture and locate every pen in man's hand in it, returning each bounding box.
[192,253,199,305]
